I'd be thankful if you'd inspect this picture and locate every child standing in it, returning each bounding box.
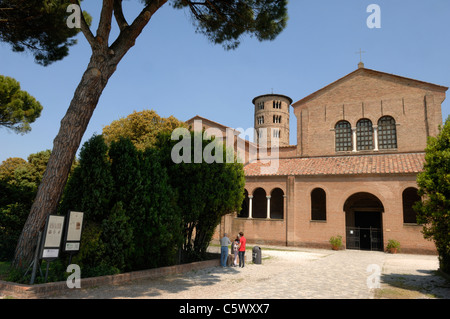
[233,236,240,267]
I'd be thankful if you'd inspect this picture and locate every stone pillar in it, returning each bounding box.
[266,196,271,219]
[373,125,379,151]
[248,195,253,219]
[286,176,295,245]
[352,127,357,152]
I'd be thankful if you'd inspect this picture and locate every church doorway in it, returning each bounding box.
[344,192,384,251]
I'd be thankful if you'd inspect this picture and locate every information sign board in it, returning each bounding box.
[63,211,84,252]
[40,215,65,260]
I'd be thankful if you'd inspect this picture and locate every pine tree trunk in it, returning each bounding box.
[12,55,114,269]
[11,0,167,270]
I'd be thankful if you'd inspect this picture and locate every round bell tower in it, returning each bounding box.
[252,94,292,147]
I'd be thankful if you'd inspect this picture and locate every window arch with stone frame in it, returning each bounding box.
[311,188,327,221]
[335,120,352,152]
[378,116,397,150]
[356,118,374,151]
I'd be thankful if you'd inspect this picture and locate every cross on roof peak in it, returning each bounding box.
[356,49,366,68]
[356,48,366,62]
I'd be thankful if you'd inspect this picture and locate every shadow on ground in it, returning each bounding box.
[377,270,450,299]
[48,265,239,299]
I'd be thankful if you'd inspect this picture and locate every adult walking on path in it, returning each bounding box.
[220,234,231,267]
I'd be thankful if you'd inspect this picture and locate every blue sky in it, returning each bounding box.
[1,0,449,163]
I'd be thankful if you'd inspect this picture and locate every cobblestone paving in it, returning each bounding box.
[48,246,450,299]
[227,249,385,299]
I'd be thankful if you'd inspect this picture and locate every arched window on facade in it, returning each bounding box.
[403,187,421,224]
[335,120,352,152]
[270,188,284,219]
[357,119,374,151]
[311,188,326,221]
[378,116,397,149]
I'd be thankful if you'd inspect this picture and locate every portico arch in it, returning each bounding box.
[252,188,267,219]
[270,188,284,219]
[239,189,249,218]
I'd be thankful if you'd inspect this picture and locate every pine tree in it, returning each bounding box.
[0,75,43,133]
[11,0,288,269]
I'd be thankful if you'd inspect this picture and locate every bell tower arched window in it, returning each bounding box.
[273,115,282,123]
[257,116,264,125]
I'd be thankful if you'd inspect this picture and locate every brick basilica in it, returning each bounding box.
[188,62,448,254]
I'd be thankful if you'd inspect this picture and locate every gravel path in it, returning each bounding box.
[46,246,450,299]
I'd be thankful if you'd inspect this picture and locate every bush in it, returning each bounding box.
[101,202,133,271]
[156,130,245,263]
[0,179,35,261]
[0,202,30,261]
[60,135,182,276]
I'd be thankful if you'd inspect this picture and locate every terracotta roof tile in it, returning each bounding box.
[244,153,425,176]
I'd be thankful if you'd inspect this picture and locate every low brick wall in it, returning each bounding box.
[0,258,220,299]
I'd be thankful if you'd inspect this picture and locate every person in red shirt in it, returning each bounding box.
[238,231,246,268]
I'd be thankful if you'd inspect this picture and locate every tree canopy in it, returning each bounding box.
[0,150,51,261]
[171,0,288,50]
[0,150,51,190]
[0,75,43,134]
[0,0,91,65]
[102,109,187,150]
[1,0,288,64]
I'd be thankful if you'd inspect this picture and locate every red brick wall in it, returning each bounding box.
[292,70,446,157]
[215,174,437,254]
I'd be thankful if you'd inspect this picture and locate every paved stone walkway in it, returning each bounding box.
[48,246,450,299]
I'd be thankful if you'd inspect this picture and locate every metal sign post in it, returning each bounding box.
[39,215,65,282]
[24,231,43,285]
